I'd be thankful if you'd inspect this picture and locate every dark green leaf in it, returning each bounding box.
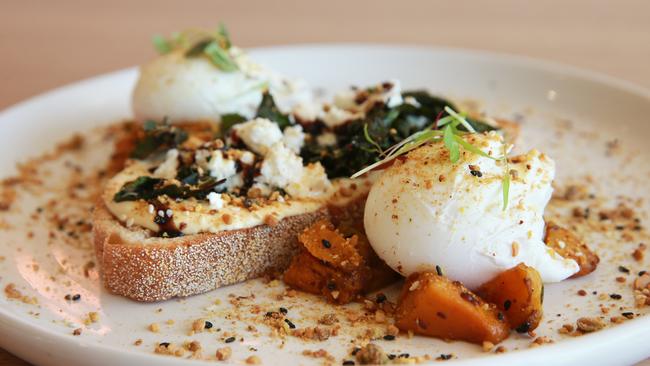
[256,92,290,129]
[131,121,188,160]
[220,113,247,135]
[113,175,225,203]
[113,176,163,202]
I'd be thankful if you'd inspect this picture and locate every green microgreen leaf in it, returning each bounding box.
[152,35,172,54]
[502,144,511,210]
[363,123,383,155]
[184,38,213,57]
[444,106,476,133]
[434,115,455,128]
[217,22,232,49]
[203,41,239,72]
[443,125,460,163]
[453,135,498,160]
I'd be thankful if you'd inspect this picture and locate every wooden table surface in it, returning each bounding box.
[1,0,649,364]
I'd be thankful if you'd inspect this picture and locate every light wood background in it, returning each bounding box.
[1,0,649,365]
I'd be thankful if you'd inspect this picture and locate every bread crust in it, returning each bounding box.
[93,199,329,302]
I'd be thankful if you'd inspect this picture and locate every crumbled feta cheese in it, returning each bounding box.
[152,149,179,179]
[194,149,212,169]
[333,89,357,110]
[256,142,304,189]
[316,132,337,147]
[207,150,237,181]
[232,118,283,155]
[403,96,420,107]
[292,102,321,122]
[282,125,305,153]
[384,79,403,108]
[321,106,360,128]
[239,151,255,165]
[286,163,331,198]
[207,192,224,210]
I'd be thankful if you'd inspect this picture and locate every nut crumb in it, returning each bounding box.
[216,346,232,361]
[245,355,261,364]
[576,317,605,333]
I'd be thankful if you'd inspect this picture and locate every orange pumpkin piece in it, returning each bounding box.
[544,222,599,278]
[298,219,364,271]
[395,272,510,344]
[477,263,544,333]
[283,249,367,304]
[284,219,399,304]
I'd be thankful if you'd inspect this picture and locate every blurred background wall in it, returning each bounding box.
[1,0,649,109]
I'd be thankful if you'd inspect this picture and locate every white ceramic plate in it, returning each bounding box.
[1,45,649,366]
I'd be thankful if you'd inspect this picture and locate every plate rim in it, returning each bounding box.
[1,44,649,365]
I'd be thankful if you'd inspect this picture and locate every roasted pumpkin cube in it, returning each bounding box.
[298,219,364,271]
[283,249,367,304]
[477,263,543,332]
[545,222,599,277]
[395,272,510,344]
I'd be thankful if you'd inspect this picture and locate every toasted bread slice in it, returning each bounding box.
[93,198,330,302]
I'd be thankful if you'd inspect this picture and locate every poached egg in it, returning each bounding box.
[133,47,312,123]
[364,132,579,289]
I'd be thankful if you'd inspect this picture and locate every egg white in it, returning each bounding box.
[364,132,579,289]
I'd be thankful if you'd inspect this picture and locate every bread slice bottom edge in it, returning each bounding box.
[92,197,365,302]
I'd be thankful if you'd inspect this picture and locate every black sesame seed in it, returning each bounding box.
[159,342,170,347]
[618,266,630,273]
[640,271,647,276]
[622,312,635,319]
[439,354,452,360]
[436,265,443,276]
[343,361,355,366]
[351,347,361,356]
[375,293,387,304]
[615,225,625,230]
[383,334,396,341]
[284,319,296,329]
[503,299,512,311]
[610,293,622,300]
[470,170,483,177]
[497,312,505,321]
[322,239,332,248]
[279,307,288,314]
[515,322,531,333]
[388,354,397,360]
[225,336,236,343]
[204,321,213,329]
[72,294,81,301]
[399,353,410,358]
[326,281,336,290]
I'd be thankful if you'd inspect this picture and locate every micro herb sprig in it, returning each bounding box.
[151,24,238,72]
[353,106,511,210]
[502,143,511,211]
[363,123,384,155]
